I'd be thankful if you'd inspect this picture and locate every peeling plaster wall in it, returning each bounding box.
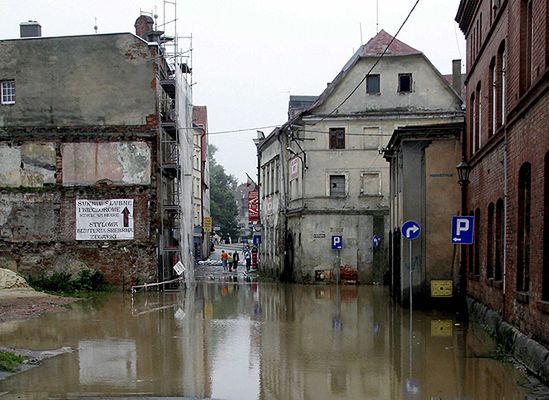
[0,193,58,241]
[0,143,56,187]
[62,142,151,186]
[0,34,156,127]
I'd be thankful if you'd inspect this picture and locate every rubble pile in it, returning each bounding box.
[0,269,30,290]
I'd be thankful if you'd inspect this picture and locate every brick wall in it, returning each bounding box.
[0,130,160,287]
[459,0,549,345]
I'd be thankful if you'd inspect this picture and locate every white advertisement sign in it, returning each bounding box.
[290,157,299,181]
[76,199,134,240]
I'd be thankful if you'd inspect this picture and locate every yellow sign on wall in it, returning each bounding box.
[203,216,212,232]
[431,320,453,337]
[431,280,453,297]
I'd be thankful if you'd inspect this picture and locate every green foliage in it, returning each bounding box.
[0,351,25,372]
[208,144,239,240]
[27,270,108,296]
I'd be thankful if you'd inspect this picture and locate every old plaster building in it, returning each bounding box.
[192,106,210,260]
[456,0,549,381]
[0,17,195,286]
[256,31,464,283]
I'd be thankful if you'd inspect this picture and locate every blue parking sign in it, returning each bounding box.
[451,216,474,244]
[332,235,343,250]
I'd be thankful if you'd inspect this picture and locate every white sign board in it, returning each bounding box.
[76,199,134,240]
[173,261,185,276]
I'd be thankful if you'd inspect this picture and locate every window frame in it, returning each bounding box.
[329,174,347,198]
[398,73,412,93]
[1,80,15,105]
[517,162,531,293]
[328,127,346,150]
[366,74,380,94]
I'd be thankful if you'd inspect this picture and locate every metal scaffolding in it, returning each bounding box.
[156,0,193,290]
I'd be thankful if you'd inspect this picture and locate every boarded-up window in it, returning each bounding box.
[363,127,379,149]
[329,128,345,149]
[361,172,380,195]
[330,175,346,197]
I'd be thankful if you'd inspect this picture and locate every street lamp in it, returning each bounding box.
[456,158,471,315]
[456,159,471,186]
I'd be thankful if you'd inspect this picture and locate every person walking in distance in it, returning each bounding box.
[244,245,252,272]
[221,250,229,272]
[232,250,240,272]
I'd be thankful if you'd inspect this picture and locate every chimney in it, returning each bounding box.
[20,21,41,38]
[452,59,462,96]
[134,15,154,40]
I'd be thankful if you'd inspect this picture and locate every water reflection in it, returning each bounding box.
[0,284,528,399]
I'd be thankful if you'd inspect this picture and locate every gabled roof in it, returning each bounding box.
[360,29,421,57]
[306,30,423,113]
[192,106,208,129]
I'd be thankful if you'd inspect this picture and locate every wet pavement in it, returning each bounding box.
[0,262,542,399]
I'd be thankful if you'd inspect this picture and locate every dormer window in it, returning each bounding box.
[398,74,412,93]
[1,80,15,104]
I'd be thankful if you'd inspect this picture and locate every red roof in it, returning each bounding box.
[360,30,421,57]
[192,106,208,129]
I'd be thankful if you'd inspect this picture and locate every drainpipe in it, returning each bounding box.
[278,128,290,280]
[502,128,508,319]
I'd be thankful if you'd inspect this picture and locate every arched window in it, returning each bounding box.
[497,41,506,127]
[542,152,549,301]
[489,58,497,136]
[487,202,495,279]
[475,82,482,151]
[474,208,481,277]
[470,93,476,156]
[495,198,504,281]
[517,162,531,292]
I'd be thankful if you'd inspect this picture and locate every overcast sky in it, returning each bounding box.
[1,0,465,182]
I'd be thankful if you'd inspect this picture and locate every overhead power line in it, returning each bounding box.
[314,0,421,126]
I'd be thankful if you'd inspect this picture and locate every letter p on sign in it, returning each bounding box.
[332,235,343,250]
[451,216,474,245]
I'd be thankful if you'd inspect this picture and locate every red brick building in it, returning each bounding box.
[456,0,548,349]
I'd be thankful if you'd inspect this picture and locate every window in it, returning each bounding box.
[1,80,15,104]
[497,42,507,127]
[542,152,549,301]
[363,127,379,149]
[487,203,495,279]
[329,128,345,149]
[361,172,381,195]
[520,0,534,91]
[470,93,476,156]
[471,82,482,155]
[495,198,504,281]
[489,58,496,136]
[517,162,531,292]
[366,74,380,94]
[329,175,346,197]
[473,208,481,276]
[398,74,412,93]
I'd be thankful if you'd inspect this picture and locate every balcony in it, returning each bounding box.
[160,78,176,99]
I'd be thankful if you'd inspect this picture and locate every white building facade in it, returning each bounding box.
[257,30,463,283]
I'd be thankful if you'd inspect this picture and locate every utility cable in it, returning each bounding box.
[312,0,421,126]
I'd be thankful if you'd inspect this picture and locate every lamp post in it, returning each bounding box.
[456,159,471,311]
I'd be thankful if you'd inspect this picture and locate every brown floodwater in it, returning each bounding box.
[0,283,531,399]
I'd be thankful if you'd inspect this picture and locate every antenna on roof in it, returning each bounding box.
[154,5,158,30]
[359,23,363,45]
[94,17,98,34]
[376,0,379,33]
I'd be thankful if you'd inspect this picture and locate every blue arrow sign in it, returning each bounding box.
[451,216,474,244]
[402,220,421,240]
[332,235,343,250]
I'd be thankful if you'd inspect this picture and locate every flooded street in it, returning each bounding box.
[0,279,531,399]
